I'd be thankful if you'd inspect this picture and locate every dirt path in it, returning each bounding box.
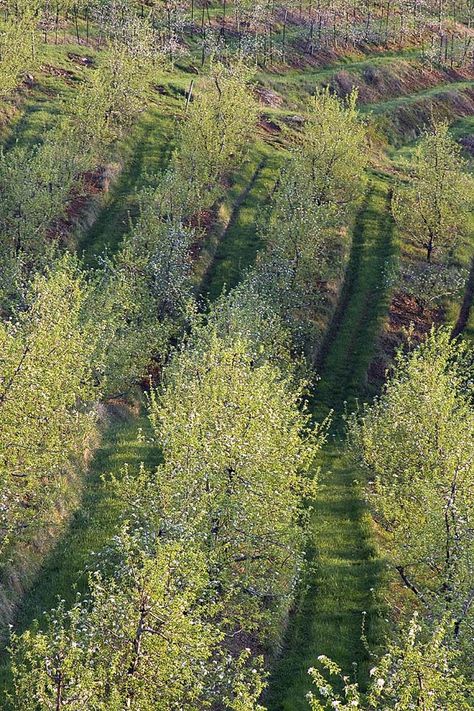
[266,177,395,710]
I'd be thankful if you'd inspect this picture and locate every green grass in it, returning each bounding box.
[265,445,383,711]
[366,79,474,116]
[450,114,474,143]
[314,176,397,421]
[0,398,160,696]
[200,141,284,301]
[0,41,100,149]
[256,46,422,101]
[463,292,474,342]
[265,178,396,710]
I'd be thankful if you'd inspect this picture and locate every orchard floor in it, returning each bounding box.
[265,178,396,709]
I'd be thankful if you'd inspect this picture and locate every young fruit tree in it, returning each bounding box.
[88,197,195,396]
[71,40,156,155]
[307,614,474,710]
[159,61,259,221]
[348,329,474,657]
[0,256,96,553]
[0,127,87,283]
[149,329,321,640]
[9,530,234,710]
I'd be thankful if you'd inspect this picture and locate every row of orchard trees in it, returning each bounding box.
[1,0,473,99]
[309,330,474,710]
[307,123,474,707]
[391,121,474,312]
[96,60,259,393]
[12,88,474,710]
[5,88,370,707]
[0,0,181,101]
[250,87,368,359]
[0,41,258,592]
[0,8,161,573]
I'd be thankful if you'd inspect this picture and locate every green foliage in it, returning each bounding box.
[0,127,88,293]
[159,61,259,220]
[93,0,162,61]
[297,88,368,212]
[254,88,367,354]
[307,614,474,710]
[206,280,297,374]
[10,601,103,711]
[392,122,474,264]
[9,520,268,710]
[0,8,37,98]
[149,329,321,639]
[348,328,474,652]
[71,41,156,155]
[0,8,166,299]
[9,529,221,710]
[0,255,96,552]
[80,58,259,394]
[88,194,196,395]
[223,648,267,711]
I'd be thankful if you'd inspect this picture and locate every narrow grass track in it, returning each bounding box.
[315,176,397,421]
[200,144,282,300]
[266,177,396,710]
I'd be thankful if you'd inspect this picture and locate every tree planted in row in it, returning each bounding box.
[149,328,321,639]
[348,328,474,655]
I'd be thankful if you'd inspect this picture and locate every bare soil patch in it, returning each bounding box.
[368,291,442,384]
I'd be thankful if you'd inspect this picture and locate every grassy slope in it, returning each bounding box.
[368,79,474,113]
[256,47,421,97]
[0,43,97,148]
[314,177,397,420]
[9,402,159,629]
[266,177,396,710]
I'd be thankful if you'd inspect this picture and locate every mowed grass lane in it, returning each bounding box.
[266,177,395,710]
